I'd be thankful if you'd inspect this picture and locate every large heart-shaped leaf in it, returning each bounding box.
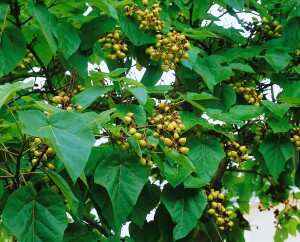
[259,134,294,179]
[94,150,148,234]
[161,184,207,241]
[18,110,95,182]
[187,137,225,183]
[3,186,68,242]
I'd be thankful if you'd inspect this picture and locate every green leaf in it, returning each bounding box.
[129,221,160,242]
[3,186,68,242]
[0,26,26,77]
[259,134,294,179]
[28,1,58,53]
[116,104,147,126]
[88,0,119,21]
[229,63,255,73]
[229,105,266,120]
[131,182,160,228]
[161,184,207,241]
[52,20,81,59]
[63,223,100,242]
[184,174,208,188]
[261,100,291,117]
[45,168,80,217]
[164,162,192,187]
[94,151,148,233]
[127,136,142,158]
[19,110,95,182]
[73,86,113,109]
[180,92,218,101]
[119,15,157,46]
[80,16,117,51]
[282,18,300,49]
[0,81,33,109]
[187,137,225,183]
[154,204,174,242]
[265,49,292,72]
[164,150,196,172]
[222,0,244,11]
[193,57,234,92]
[127,87,148,106]
[268,116,292,134]
[141,66,163,87]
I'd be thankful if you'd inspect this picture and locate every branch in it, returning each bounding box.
[0,71,45,84]
[83,215,109,237]
[209,158,229,189]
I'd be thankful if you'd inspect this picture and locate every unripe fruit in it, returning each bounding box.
[32,158,38,165]
[207,194,214,201]
[123,116,132,125]
[173,132,180,140]
[218,193,225,200]
[140,158,147,165]
[153,132,160,138]
[242,154,249,160]
[76,105,83,110]
[42,176,50,183]
[139,139,148,148]
[239,146,247,152]
[34,150,41,157]
[41,154,47,162]
[228,221,234,227]
[146,161,153,167]
[50,185,59,193]
[217,217,225,225]
[208,208,215,215]
[179,124,186,130]
[121,144,128,152]
[134,133,143,140]
[211,202,218,208]
[46,148,55,155]
[164,138,173,147]
[52,96,62,104]
[179,138,186,146]
[179,147,189,155]
[212,191,220,199]
[167,124,174,132]
[129,128,137,135]
[34,137,42,144]
[47,163,56,170]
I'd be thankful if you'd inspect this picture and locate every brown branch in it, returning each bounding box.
[209,158,229,190]
[83,215,109,237]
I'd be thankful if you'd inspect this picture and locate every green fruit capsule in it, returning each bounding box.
[123,116,132,125]
[179,147,189,155]
[139,139,148,148]
[164,138,173,147]
[179,138,186,145]
[129,128,137,135]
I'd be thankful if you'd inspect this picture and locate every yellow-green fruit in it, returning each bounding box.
[167,124,174,132]
[52,96,62,104]
[123,116,132,125]
[164,138,173,147]
[42,176,51,183]
[262,16,269,24]
[173,132,180,140]
[66,106,73,111]
[239,146,246,152]
[34,150,41,157]
[46,147,55,155]
[76,105,83,110]
[212,191,219,199]
[153,132,160,138]
[217,217,225,225]
[134,133,143,140]
[41,154,48,162]
[242,154,249,160]
[211,202,218,208]
[31,158,38,165]
[34,137,42,144]
[218,193,225,200]
[146,161,154,167]
[139,139,148,148]
[179,138,186,146]
[47,163,56,170]
[127,112,134,118]
[120,144,128,152]
[50,185,59,193]
[208,208,215,215]
[179,124,186,130]
[179,147,189,155]
[228,221,234,227]
[129,128,137,135]
[140,158,147,165]
[207,194,214,201]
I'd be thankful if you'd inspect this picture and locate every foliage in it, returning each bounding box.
[0,0,300,241]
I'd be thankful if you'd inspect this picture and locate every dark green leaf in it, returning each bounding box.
[161,184,207,241]
[229,105,266,120]
[45,168,80,217]
[131,182,160,228]
[0,27,26,77]
[94,151,148,233]
[164,162,192,187]
[141,66,163,87]
[3,186,68,242]
[229,63,255,73]
[63,223,100,242]
[127,87,148,106]
[88,0,119,21]
[261,100,291,117]
[265,49,292,72]
[187,137,225,183]
[268,116,292,133]
[222,0,244,11]
[129,221,160,242]
[74,86,113,109]
[19,110,95,182]
[259,134,294,179]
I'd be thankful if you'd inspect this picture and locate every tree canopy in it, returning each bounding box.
[0,0,300,241]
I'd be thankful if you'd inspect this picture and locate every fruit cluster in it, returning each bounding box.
[146,31,191,71]
[51,88,83,111]
[17,52,35,69]
[30,137,56,170]
[289,128,300,151]
[253,126,266,142]
[98,30,128,60]
[261,16,282,38]
[148,102,189,155]
[223,140,248,163]
[114,112,156,167]
[229,81,263,106]
[125,1,164,31]
[205,188,234,231]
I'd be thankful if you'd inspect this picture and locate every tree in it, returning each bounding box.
[0,0,300,241]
